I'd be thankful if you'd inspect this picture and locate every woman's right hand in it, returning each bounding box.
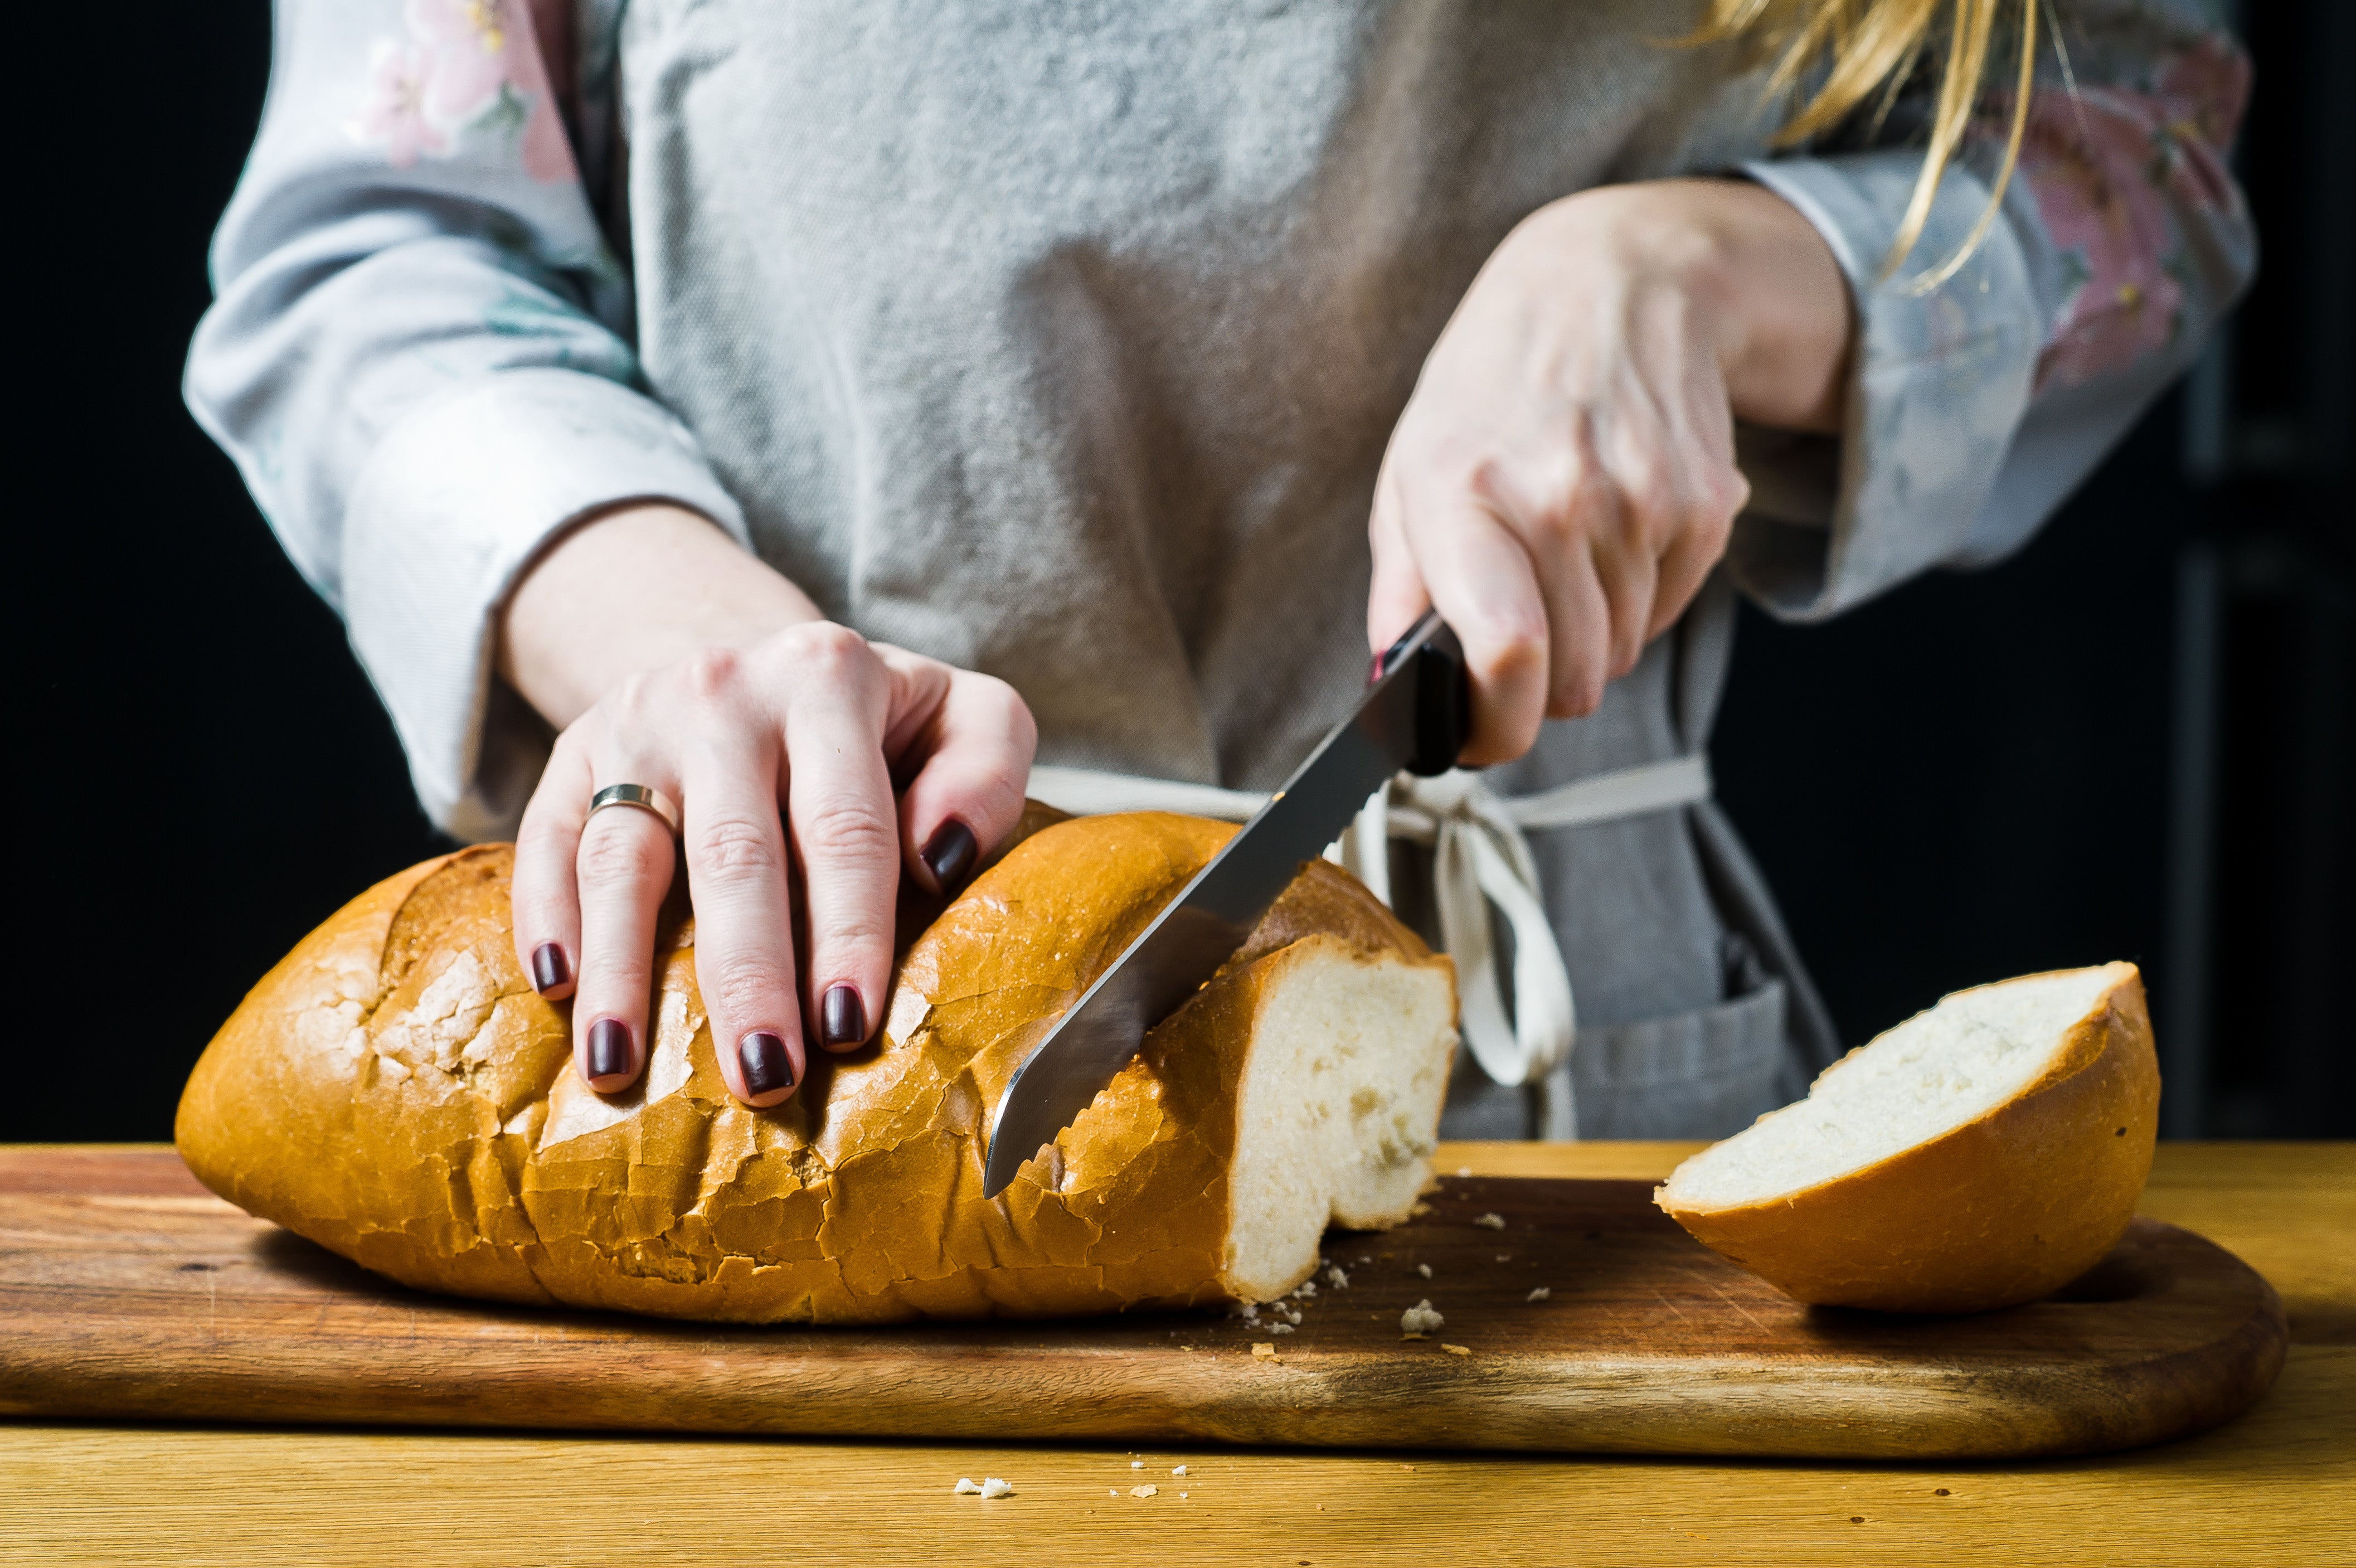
[498,506,1036,1108]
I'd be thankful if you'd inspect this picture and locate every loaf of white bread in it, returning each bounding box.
[1656,962,2159,1313]
[174,810,1459,1323]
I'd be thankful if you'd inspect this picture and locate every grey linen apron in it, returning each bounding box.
[617,0,1843,1138]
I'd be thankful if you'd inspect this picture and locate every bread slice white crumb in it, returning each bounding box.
[1658,962,2159,1313]
[1400,1299,1443,1334]
[1215,930,1458,1302]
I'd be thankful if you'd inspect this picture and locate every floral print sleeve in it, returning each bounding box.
[350,0,574,181]
[1731,0,2254,621]
[2008,28,2251,391]
[187,0,744,838]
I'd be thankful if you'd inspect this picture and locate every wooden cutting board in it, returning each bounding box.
[0,1148,2285,1460]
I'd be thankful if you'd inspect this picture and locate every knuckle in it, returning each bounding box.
[794,793,898,863]
[783,621,875,683]
[576,821,668,889]
[807,911,893,968]
[965,674,1039,750]
[1460,453,1514,511]
[690,814,783,881]
[1699,468,1750,529]
[685,646,744,700]
[1552,676,1604,719]
[706,960,795,1029]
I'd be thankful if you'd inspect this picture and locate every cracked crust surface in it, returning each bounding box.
[175,810,1456,1323]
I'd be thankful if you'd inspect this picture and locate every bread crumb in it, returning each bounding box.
[1474,1212,1506,1230]
[1401,1332,1426,1341]
[1251,1342,1277,1359]
[1416,1263,1432,1279]
[1455,1166,1473,1177]
[1131,1485,1159,1498]
[1110,1489,1119,1498]
[1237,1303,1259,1320]
[955,1478,982,1494]
[1293,1280,1318,1298]
[1172,1465,1188,1477]
[1180,1492,1188,1498]
[979,1478,1013,1499]
[1269,1322,1295,1334]
[1494,1253,1511,1262]
[1285,1308,1303,1325]
[1442,1343,1471,1356]
[1400,1299,1444,1334]
[1327,1265,1350,1289]
[1408,1204,1430,1220]
[1527,1286,1552,1302]
[1401,1463,1416,1471]
[1130,1460,1144,1469]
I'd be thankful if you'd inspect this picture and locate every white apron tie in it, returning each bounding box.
[1025,755,1713,1135]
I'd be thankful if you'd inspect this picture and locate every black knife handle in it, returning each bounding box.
[1407,634,1469,775]
[1377,617,1470,777]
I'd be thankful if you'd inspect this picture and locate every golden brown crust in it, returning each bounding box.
[1656,964,2159,1313]
[176,810,1447,1323]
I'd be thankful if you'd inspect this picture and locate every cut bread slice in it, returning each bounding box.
[1656,962,2158,1313]
[176,810,1459,1324]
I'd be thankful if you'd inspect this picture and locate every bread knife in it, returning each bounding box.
[980,610,1470,1198]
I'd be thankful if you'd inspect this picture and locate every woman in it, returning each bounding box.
[188,0,2252,1140]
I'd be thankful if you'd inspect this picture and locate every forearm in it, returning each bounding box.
[497,503,825,729]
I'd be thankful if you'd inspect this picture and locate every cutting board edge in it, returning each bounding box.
[0,1281,2288,1461]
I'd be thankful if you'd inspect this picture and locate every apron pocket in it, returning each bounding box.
[1565,976,1788,1140]
[1434,974,1789,1143]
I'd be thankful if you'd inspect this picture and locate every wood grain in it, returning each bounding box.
[0,1145,2287,1459]
[4,1142,2349,1567]
[2,1352,2346,1568]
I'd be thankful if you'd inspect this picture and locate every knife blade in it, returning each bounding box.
[980,610,1469,1197]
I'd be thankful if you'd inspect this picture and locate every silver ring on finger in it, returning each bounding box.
[587,783,683,838]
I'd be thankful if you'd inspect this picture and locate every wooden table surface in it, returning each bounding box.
[6,1140,2350,1566]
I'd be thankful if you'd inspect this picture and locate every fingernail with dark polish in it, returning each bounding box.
[739,1031,794,1095]
[921,819,978,892]
[585,1018,634,1081]
[822,984,866,1048]
[530,943,571,994]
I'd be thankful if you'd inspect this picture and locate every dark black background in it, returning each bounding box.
[14,3,2349,1144]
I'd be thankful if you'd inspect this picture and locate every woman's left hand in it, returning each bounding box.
[1369,177,1853,763]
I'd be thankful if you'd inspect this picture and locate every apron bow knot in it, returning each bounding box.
[1024,755,1714,1138]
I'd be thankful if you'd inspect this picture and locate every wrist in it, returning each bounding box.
[1528,179,1853,434]
[497,502,823,727]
